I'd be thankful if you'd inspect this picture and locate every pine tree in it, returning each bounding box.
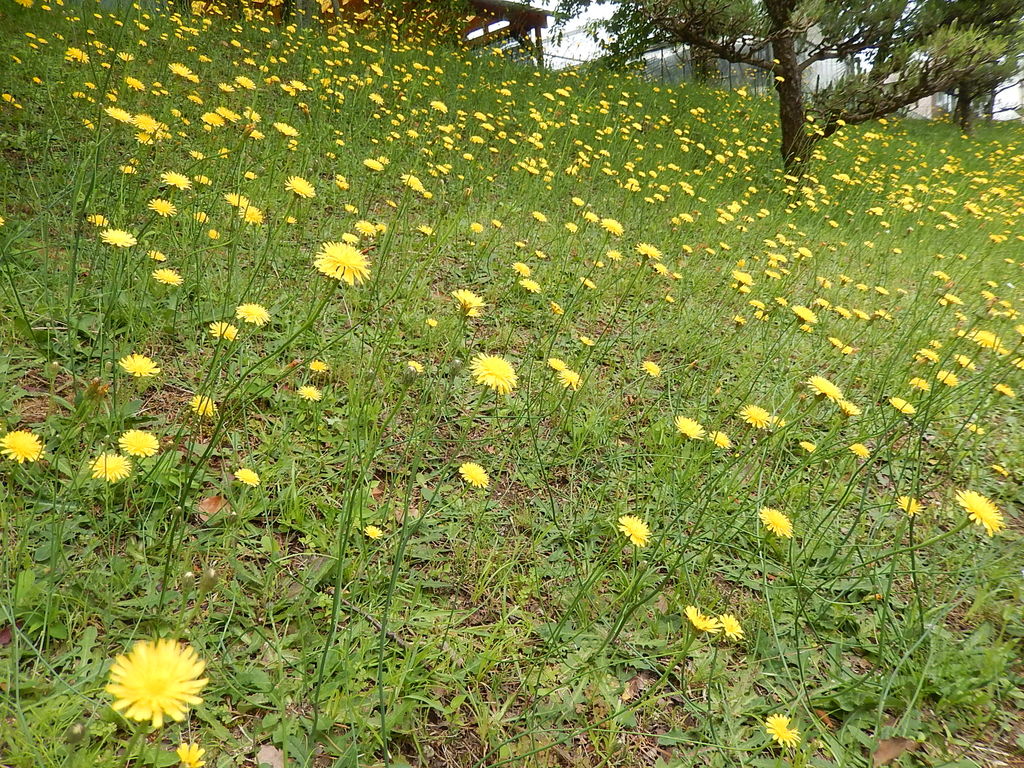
[561,0,1023,169]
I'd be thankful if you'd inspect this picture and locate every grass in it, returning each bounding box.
[0,1,1022,766]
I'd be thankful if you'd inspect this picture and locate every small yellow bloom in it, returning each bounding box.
[764,714,800,748]
[849,443,871,459]
[119,353,160,377]
[955,489,1005,536]
[719,614,744,640]
[100,229,137,248]
[684,606,721,633]
[889,397,916,415]
[459,462,489,488]
[709,431,732,449]
[91,453,132,483]
[209,322,238,341]
[235,303,270,326]
[470,354,517,395]
[298,386,322,402]
[190,395,217,417]
[1,430,45,463]
[452,289,485,317]
[235,468,260,487]
[674,416,705,440]
[739,404,772,430]
[314,242,370,285]
[897,495,921,517]
[152,269,184,286]
[759,506,793,538]
[176,743,206,768]
[285,175,315,198]
[558,369,582,391]
[106,639,207,728]
[617,515,651,547]
[118,430,159,458]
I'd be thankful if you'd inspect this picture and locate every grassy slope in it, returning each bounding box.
[0,2,1022,767]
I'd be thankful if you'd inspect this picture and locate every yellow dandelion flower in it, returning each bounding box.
[314,242,370,285]
[896,496,921,517]
[100,229,137,248]
[176,743,206,768]
[889,397,916,415]
[364,525,384,539]
[1,430,45,463]
[759,506,793,538]
[806,375,842,402]
[204,320,237,341]
[955,490,1005,536]
[459,462,489,488]
[849,443,871,459]
[273,122,299,137]
[189,395,217,417]
[285,175,315,198]
[617,515,650,547]
[119,353,161,377]
[118,430,160,458]
[684,606,721,633]
[160,171,192,190]
[739,404,772,429]
[235,468,260,487]
[298,386,322,402]
[837,399,861,417]
[235,303,270,326]
[106,639,207,728]
[152,269,183,286]
[90,453,132,483]
[674,416,705,440]
[558,369,582,390]
[452,289,485,317]
[719,614,744,640]
[470,354,518,395]
[600,217,624,236]
[641,361,661,378]
[994,383,1016,398]
[764,714,800,748]
[148,198,177,217]
[791,305,818,324]
[636,242,662,260]
[709,430,732,449]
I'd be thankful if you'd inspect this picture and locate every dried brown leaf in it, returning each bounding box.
[620,671,655,702]
[256,744,285,768]
[196,495,230,522]
[872,737,918,767]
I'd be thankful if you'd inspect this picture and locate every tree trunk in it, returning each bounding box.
[772,35,813,171]
[985,87,997,122]
[954,82,974,134]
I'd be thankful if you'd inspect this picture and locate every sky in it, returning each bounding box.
[533,1,611,67]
